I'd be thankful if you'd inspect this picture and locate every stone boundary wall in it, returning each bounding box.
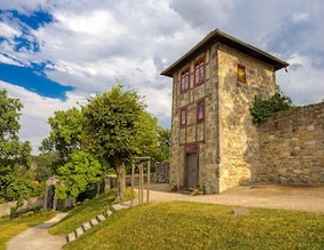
[257,102,324,186]
[0,197,42,217]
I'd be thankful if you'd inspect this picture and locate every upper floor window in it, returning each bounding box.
[180,69,190,93]
[237,64,247,83]
[180,108,187,127]
[197,100,205,123]
[194,60,205,86]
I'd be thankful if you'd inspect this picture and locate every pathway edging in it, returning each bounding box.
[65,200,135,244]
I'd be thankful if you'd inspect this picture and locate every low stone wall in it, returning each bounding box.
[257,102,324,186]
[0,197,43,217]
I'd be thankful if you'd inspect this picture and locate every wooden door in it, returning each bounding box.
[185,153,199,188]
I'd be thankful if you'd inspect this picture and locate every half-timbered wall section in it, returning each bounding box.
[170,44,220,193]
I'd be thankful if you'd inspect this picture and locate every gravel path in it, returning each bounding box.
[7,213,68,250]
[148,184,324,213]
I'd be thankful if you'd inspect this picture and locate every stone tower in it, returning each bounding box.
[161,29,288,194]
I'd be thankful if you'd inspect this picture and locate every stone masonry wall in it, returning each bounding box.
[257,103,324,185]
[217,44,277,192]
[170,43,220,193]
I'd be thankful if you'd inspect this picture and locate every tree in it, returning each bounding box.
[156,127,171,162]
[134,112,160,160]
[55,150,103,202]
[40,108,83,167]
[83,85,144,200]
[31,152,59,182]
[0,90,32,210]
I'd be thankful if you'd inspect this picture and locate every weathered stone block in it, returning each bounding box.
[82,222,92,231]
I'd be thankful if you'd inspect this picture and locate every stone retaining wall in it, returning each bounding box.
[0,197,42,217]
[257,102,324,185]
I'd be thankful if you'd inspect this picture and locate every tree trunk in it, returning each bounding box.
[116,162,126,201]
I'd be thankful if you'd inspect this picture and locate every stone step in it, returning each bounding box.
[75,226,84,237]
[65,202,136,245]
[82,221,92,231]
[96,214,106,222]
[90,218,99,226]
[112,203,130,211]
[66,232,76,243]
[105,209,112,217]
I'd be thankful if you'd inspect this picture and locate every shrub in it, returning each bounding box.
[250,90,293,124]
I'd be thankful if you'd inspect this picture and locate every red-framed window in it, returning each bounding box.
[237,64,247,83]
[197,100,205,123]
[194,60,205,86]
[180,69,190,93]
[180,108,187,127]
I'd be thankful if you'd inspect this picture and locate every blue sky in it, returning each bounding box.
[0,0,324,152]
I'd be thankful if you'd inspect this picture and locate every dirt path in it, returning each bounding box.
[147,184,324,213]
[7,213,68,250]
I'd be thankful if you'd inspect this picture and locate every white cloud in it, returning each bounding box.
[0,21,21,38]
[279,54,324,105]
[0,0,49,13]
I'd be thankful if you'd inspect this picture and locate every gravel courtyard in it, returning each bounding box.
[146,184,324,213]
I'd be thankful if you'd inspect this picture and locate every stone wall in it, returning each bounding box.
[154,161,170,183]
[217,44,277,192]
[257,103,324,186]
[0,197,43,217]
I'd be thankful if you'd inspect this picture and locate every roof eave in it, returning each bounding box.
[161,29,289,77]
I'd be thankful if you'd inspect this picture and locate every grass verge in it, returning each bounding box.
[49,192,115,235]
[65,201,324,250]
[49,188,135,236]
[0,212,54,250]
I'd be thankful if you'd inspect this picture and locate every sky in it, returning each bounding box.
[0,0,324,153]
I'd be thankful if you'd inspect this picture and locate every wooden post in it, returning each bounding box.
[53,195,57,211]
[43,184,48,210]
[140,164,144,204]
[146,160,151,203]
[131,162,135,206]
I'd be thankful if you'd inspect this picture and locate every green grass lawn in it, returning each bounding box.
[49,192,116,235]
[64,201,324,250]
[0,212,54,250]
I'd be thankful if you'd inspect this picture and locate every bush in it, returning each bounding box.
[250,90,293,124]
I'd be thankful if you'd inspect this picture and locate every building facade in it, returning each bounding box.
[161,30,289,193]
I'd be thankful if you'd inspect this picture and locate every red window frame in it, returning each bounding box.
[180,69,190,93]
[180,107,187,128]
[197,100,205,123]
[194,59,205,86]
[237,64,247,83]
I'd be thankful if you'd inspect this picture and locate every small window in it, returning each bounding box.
[197,101,205,123]
[194,60,205,86]
[180,108,187,127]
[180,70,190,93]
[237,64,247,83]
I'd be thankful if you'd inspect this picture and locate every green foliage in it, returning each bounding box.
[83,85,144,167]
[40,108,83,163]
[31,152,59,182]
[55,150,103,200]
[0,90,32,207]
[65,202,324,250]
[0,90,22,139]
[156,127,170,162]
[134,112,160,160]
[250,90,293,124]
